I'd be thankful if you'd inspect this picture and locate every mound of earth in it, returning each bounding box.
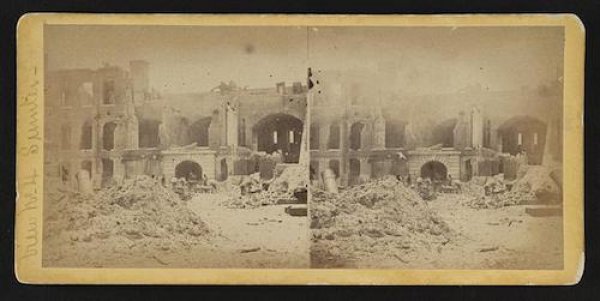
[467,166,562,209]
[310,178,453,267]
[222,164,306,209]
[45,176,210,251]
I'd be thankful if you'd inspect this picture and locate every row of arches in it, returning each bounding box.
[70,112,305,165]
[310,120,406,151]
[72,117,214,152]
[310,158,448,186]
[174,159,228,182]
[254,113,303,163]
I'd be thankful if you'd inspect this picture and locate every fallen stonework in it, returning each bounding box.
[44,176,210,252]
[467,166,562,209]
[310,177,453,267]
[222,164,307,209]
[223,189,298,209]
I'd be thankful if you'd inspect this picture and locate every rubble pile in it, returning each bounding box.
[222,165,307,209]
[45,176,210,250]
[269,165,308,193]
[223,189,297,209]
[512,166,561,203]
[311,178,452,265]
[467,166,561,209]
[468,191,536,209]
[460,180,485,198]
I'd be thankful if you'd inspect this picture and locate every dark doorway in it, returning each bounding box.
[220,159,228,181]
[175,160,202,181]
[328,160,340,179]
[238,118,247,146]
[80,121,93,150]
[497,116,547,165]
[420,161,447,181]
[103,122,117,151]
[350,122,364,150]
[81,160,92,178]
[349,158,361,186]
[385,120,406,148]
[101,158,114,187]
[254,113,303,163]
[103,80,115,104]
[189,117,212,147]
[328,123,340,149]
[139,119,160,148]
[310,160,319,181]
[310,122,320,150]
[433,118,457,147]
[464,160,473,181]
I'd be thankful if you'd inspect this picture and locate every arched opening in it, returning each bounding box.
[138,119,161,148]
[420,161,448,181]
[464,160,473,181]
[328,122,340,149]
[238,118,247,146]
[349,158,361,186]
[310,160,319,181]
[103,122,117,151]
[350,122,364,150]
[310,122,320,150]
[80,121,93,150]
[385,120,406,148]
[103,80,116,104]
[253,113,303,163]
[189,117,212,147]
[328,160,340,179]
[433,118,457,147]
[81,160,92,179]
[101,158,114,187]
[220,158,228,181]
[498,116,547,165]
[175,160,203,182]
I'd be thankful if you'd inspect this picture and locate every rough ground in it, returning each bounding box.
[43,191,309,268]
[311,190,563,269]
[426,194,563,269]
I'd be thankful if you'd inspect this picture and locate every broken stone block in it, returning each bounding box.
[285,205,308,216]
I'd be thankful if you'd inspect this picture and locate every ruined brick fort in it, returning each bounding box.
[45,61,562,190]
[45,60,307,189]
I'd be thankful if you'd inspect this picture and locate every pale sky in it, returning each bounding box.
[309,26,564,95]
[45,25,309,93]
[45,25,563,94]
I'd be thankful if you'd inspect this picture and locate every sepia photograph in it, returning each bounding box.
[41,25,310,268]
[14,14,584,285]
[308,26,565,269]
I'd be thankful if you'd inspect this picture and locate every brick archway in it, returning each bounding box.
[161,149,217,182]
[407,150,461,179]
[175,160,203,181]
[420,160,448,181]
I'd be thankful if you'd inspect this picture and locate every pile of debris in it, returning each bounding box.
[45,176,210,250]
[468,191,537,209]
[222,165,307,209]
[467,166,561,209]
[223,189,298,209]
[311,177,452,266]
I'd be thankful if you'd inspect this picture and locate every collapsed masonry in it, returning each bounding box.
[309,69,563,189]
[44,175,211,257]
[311,176,453,267]
[44,61,308,193]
